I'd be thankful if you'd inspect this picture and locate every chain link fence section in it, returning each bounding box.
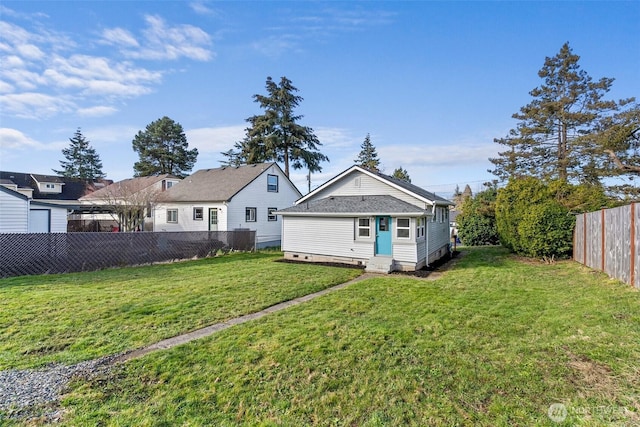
[0,230,256,278]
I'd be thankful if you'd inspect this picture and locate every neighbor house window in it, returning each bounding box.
[167,209,178,223]
[357,218,371,237]
[46,183,55,189]
[397,218,410,238]
[267,174,279,192]
[268,207,277,221]
[245,207,257,222]
[193,207,203,220]
[416,217,425,238]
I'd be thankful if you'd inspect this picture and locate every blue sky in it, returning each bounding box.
[1,1,638,198]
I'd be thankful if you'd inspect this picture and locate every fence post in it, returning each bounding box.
[583,212,587,266]
[631,202,636,288]
[601,208,606,272]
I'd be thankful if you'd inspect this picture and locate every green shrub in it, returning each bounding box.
[495,177,576,259]
[457,188,499,246]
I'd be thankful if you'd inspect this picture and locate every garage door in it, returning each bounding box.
[29,209,50,233]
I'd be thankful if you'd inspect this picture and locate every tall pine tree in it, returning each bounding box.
[132,116,198,178]
[53,128,105,181]
[489,42,630,184]
[223,76,328,177]
[355,133,380,171]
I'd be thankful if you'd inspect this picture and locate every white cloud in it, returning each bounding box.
[250,34,302,58]
[378,141,500,169]
[105,15,214,61]
[189,1,217,16]
[0,92,74,119]
[0,80,14,93]
[1,13,211,121]
[315,127,359,150]
[101,28,139,48]
[77,106,118,117]
[0,127,44,149]
[187,125,245,153]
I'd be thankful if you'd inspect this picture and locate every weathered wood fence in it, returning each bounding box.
[573,203,638,289]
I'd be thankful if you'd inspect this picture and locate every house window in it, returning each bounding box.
[397,218,410,239]
[167,181,174,189]
[246,207,257,222]
[46,183,55,189]
[167,209,178,223]
[193,207,203,220]
[267,174,279,192]
[268,207,277,221]
[416,217,425,238]
[357,218,371,237]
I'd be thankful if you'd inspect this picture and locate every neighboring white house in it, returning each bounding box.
[0,185,68,233]
[154,163,301,248]
[79,174,181,231]
[277,165,454,273]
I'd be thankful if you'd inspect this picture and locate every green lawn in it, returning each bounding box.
[0,251,361,370]
[4,247,640,426]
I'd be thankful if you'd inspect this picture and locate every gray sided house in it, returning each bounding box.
[277,165,453,273]
[154,163,302,248]
[0,185,68,233]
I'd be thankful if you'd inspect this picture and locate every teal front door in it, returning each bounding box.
[375,216,392,255]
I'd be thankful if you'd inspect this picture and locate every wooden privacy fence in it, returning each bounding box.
[574,203,638,289]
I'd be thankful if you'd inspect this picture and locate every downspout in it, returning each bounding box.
[425,202,435,268]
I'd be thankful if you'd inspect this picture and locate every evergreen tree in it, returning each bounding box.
[355,133,380,171]
[132,116,198,178]
[489,42,630,184]
[53,128,105,181]
[457,187,499,246]
[227,76,328,177]
[392,166,411,183]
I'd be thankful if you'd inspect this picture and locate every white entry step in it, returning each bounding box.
[366,256,395,274]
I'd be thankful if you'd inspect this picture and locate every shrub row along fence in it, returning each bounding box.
[574,203,638,289]
[0,230,256,278]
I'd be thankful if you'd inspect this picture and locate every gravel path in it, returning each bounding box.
[0,354,118,421]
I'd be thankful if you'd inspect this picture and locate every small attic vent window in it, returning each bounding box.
[354,177,361,188]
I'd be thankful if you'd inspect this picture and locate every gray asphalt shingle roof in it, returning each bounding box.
[156,163,278,202]
[277,195,427,215]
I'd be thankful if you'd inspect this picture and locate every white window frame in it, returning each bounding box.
[356,217,372,239]
[167,209,178,223]
[396,218,411,239]
[416,217,425,238]
[245,207,257,222]
[267,174,279,192]
[268,207,277,221]
[193,207,203,221]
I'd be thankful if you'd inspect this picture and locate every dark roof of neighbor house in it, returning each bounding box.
[277,195,428,216]
[80,174,178,200]
[156,163,293,203]
[0,171,105,201]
